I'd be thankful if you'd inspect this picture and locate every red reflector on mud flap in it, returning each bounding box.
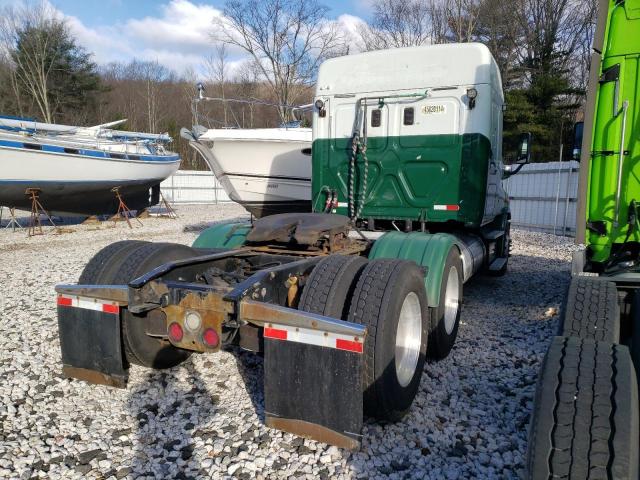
[336,339,364,353]
[102,304,119,315]
[264,327,288,340]
[57,296,73,307]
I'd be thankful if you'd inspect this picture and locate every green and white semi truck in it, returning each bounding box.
[526,0,640,478]
[55,43,528,449]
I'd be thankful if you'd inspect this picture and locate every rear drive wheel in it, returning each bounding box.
[559,276,620,343]
[298,255,367,318]
[427,247,463,360]
[348,259,429,421]
[527,336,639,479]
[78,240,148,284]
[107,243,198,369]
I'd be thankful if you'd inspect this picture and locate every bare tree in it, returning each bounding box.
[444,0,482,43]
[204,44,231,126]
[0,2,64,123]
[359,0,433,50]
[518,0,596,93]
[474,0,523,87]
[214,0,346,121]
[358,0,483,51]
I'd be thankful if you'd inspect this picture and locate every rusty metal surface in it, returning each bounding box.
[286,276,299,307]
[162,291,230,353]
[55,284,129,304]
[62,365,127,388]
[128,249,248,288]
[247,242,367,257]
[265,416,361,450]
[239,299,366,338]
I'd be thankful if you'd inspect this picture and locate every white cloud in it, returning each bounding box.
[336,14,367,52]
[58,1,369,77]
[63,0,228,75]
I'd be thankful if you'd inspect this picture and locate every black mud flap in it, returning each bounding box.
[264,338,363,450]
[58,304,128,388]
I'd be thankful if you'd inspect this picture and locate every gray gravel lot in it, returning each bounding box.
[0,205,572,479]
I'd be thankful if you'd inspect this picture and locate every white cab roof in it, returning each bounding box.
[316,43,502,97]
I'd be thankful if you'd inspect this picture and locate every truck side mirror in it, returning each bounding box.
[516,132,532,164]
[572,122,584,161]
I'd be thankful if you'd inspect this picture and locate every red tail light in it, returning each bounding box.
[202,328,219,348]
[168,322,183,342]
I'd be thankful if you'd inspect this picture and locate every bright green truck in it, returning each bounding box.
[55,44,528,449]
[526,0,640,478]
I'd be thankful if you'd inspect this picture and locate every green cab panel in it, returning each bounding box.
[369,231,460,308]
[311,133,494,228]
[583,0,640,263]
[192,222,251,249]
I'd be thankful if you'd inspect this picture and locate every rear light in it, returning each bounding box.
[184,311,202,332]
[202,328,219,348]
[168,322,183,342]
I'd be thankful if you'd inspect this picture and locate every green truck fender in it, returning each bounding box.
[368,231,461,308]
[192,222,252,249]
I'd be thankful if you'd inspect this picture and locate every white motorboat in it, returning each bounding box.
[184,126,312,218]
[0,116,181,215]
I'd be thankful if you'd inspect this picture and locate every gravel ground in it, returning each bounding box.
[0,205,574,479]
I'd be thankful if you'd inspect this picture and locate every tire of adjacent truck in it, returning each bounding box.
[427,247,463,361]
[526,336,639,480]
[559,276,620,343]
[298,255,367,319]
[347,259,429,421]
[630,292,640,388]
[107,242,199,369]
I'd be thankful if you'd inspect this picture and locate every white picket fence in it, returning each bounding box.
[163,163,581,236]
[504,161,579,236]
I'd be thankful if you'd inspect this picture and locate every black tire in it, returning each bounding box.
[347,259,429,421]
[527,336,639,480]
[109,243,198,369]
[630,292,640,388]
[559,276,620,343]
[298,255,367,319]
[78,240,148,284]
[427,247,463,360]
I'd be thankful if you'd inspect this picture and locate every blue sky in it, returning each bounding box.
[0,0,372,75]
[44,0,370,26]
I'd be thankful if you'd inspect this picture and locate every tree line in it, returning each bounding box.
[0,0,597,168]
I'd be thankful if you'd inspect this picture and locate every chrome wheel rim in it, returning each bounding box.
[444,266,460,335]
[395,292,423,388]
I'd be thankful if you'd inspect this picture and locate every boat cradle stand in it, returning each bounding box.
[110,187,143,229]
[0,206,23,232]
[25,188,58,237]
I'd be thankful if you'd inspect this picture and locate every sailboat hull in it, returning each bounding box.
[0,134,180,215]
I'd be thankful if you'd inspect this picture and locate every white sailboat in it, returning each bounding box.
[0,116,181,215]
